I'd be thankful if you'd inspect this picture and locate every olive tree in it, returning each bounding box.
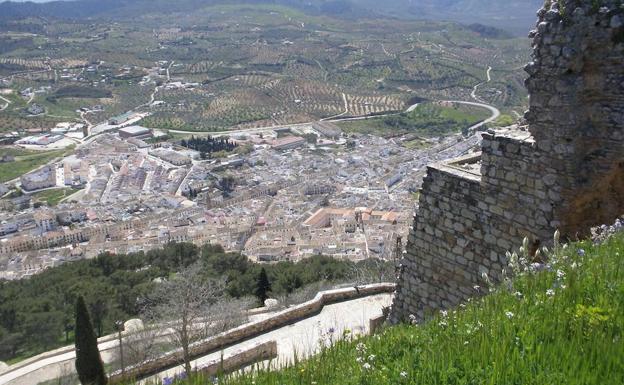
[142,263,250,377]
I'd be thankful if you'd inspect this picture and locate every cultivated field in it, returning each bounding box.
[0,4,530,133]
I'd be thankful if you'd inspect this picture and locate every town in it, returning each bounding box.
[0,116,485,280]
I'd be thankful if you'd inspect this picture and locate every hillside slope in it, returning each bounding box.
[183,227,624,385]
[0,0,543,34]
[358,0,543,34]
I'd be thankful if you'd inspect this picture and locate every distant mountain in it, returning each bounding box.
[355,0,543,35]
[0,0,543,35]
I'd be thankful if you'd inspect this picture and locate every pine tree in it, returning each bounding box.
[75,296,107,385]
[255,267,272,305]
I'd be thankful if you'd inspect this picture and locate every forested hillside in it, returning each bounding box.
[177,231,624,385]
[0,242,386,362]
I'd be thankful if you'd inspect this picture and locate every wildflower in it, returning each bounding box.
[408,314,417,324]
[481,271,491,284]
[440,310,448,318]
[556,269,565,279]
[400,371,408,378]
[328,327,335,334]
[560,284,567,289]
[163,378,173,385]
[546,289,555,297]
[554,229,560,246]
[473,285,481,291]
[356,357,364,363]
[571,262,578,269]
[505,311,514,319]
[514,291,523,299]
[356,342,367,353]
[438,320,448,327]
[464,341,469,345]
[508,252,520,274]
[577,248,586,257]
[368,354,376,361]
[529,262,547,272]
[362,363,372,370]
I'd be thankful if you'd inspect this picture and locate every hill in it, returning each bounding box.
[0,1,531,133]
[179,228,624,385]
[0,0,543,35]
[357,0,543,35]
[0,242,381,363]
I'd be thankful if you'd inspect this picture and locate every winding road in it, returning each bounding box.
[471,65,493,104]
[0,94,11,111]
[446,100,500,132]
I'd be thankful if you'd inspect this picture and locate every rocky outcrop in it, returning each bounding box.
[390,0,624,323]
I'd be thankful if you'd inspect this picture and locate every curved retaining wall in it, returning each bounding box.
[109,283,395,383]
[195,341,277,378]
[0,331,121,378]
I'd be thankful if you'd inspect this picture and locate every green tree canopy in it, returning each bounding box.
[74,296,107,385]
[255,267,272,305]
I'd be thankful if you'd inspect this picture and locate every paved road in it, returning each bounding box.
[0,95,10,111]
[445,100,500,131]
[470,65,493,104]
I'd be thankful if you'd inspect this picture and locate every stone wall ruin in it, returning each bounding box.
[390,0,624,323]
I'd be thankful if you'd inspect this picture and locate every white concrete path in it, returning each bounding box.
[143,293,392,383]
[0,294,391,385]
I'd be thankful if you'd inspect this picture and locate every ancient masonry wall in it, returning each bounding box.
[390,0,624,323]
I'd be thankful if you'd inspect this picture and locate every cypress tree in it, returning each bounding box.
[75,296,107,385]
[255,267,272,305]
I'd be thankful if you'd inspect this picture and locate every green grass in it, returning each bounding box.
[402,138,431,150]
[171,233,624,385]
[337,102,491,138]
[0,148,71,183]
[492,114,516,127]
[31,187,77,206]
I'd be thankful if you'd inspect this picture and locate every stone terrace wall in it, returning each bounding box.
[391,136,554,321]
[390,0,624,323]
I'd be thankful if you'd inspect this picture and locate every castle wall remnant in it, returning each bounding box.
[390,0,624,323]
